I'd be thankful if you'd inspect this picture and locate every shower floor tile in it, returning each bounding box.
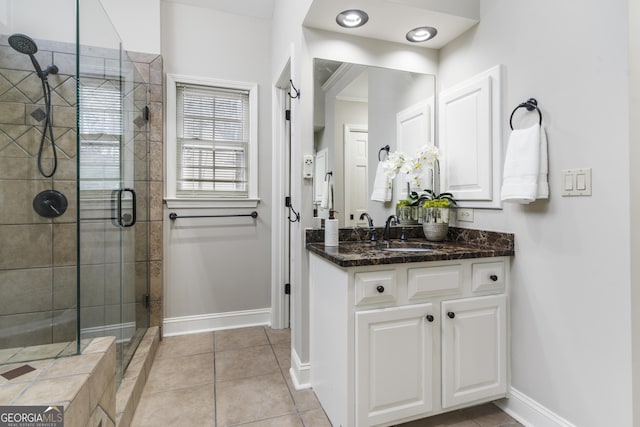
[0,348,22,364]
[130,326,522,427]
[5,342,69,363]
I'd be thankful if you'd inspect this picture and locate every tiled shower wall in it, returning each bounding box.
[0,35,164,351]
[0,36,79,349]
[128,51,164,336]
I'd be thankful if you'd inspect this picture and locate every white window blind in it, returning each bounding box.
[78,82,122,192]
[79,84,123,135]
[176,84,250,197]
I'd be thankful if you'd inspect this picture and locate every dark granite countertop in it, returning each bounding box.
[306,227,514,268]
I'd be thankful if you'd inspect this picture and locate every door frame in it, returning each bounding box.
[271,56,292,329]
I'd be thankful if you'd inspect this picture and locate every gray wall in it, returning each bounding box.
[161,2,273,323]
[439,1,632,425]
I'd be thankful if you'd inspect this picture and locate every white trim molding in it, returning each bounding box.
[289,348,312,390]
[164,198,260,209]
[495,387,577,427]
[163,308,271,337]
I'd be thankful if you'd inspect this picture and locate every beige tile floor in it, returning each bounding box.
[130,326,522,427]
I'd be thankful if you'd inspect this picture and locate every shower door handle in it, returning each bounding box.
[117,188,137,227]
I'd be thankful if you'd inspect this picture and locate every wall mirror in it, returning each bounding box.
[313,58,436,228]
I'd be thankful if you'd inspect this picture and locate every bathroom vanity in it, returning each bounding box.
[306,229,514,427]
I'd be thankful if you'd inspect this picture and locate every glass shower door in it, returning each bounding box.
[118,50,150,376]
[77,0,149,383]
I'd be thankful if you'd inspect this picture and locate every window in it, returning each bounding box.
[78,80,122,193]
[166,74,258,207]
[177,85,248,196]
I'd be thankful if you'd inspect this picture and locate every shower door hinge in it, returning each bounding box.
[284,284,290,295]
[285,109,291,121]
[144,294,150,308]
[143,105,150,121]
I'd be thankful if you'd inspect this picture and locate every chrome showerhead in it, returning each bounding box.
[8,33,38,55]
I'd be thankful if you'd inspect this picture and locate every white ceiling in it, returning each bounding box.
[160,0,479,49]
[161,0,275,19]
[304,0,479,49]
[338,69,368,102]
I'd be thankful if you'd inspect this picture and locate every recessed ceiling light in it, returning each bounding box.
[406,26,438,42]
[336,9,369,28]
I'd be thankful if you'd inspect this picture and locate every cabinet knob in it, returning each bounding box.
[426,314,434,322]
[376,285,385,293]
[490,274,498,282]
[447,312,455,319]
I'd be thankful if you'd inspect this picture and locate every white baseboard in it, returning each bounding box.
[495,387,576,427]
[163,308,271,337]
[289,348,311,390]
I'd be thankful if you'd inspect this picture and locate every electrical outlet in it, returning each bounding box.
[457,208,474,222]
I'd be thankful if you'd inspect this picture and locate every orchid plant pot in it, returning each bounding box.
[422,207,450,241]
[396,205,421,225]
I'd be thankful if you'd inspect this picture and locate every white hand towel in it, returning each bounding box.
[320,175,332,209]
[371,162,392,202]
[536,127,549,199]
[501,123,548,204]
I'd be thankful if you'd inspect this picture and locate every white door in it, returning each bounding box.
[271,66,293,329]
[283,89,292,328]
[355,303,435,426]
[396,101,432,198]
[441,294,507,408]
[344,124,368,226]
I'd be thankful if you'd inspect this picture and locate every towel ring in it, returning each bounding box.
[509,98,542,130]
[378,145,390,161]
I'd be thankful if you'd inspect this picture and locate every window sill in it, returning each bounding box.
[164,198,260,209]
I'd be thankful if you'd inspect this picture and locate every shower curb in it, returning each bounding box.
[0,336,117,427]
[115,327,160,427]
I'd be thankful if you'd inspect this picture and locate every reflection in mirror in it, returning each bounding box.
[313,59,436,228]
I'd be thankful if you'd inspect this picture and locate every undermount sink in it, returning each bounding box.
[382,247,434,252]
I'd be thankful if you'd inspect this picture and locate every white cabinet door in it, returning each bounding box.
[355,303,435,426]
[441,294,507,408]
[438,65,503,209]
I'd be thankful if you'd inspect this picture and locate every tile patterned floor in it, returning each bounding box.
[130,326,522,427]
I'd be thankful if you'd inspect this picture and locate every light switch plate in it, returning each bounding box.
[457,208,474,222]
[561,168,592,197]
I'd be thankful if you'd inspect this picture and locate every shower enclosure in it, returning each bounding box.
[0,0,152,383]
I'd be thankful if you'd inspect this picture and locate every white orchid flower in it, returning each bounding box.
[418,144,439,167]
[381,145,440,191]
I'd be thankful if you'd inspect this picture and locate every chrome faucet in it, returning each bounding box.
[384,215,400,242]
[359,213,376,242]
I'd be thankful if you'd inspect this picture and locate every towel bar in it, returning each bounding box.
[169,211,258,220]
[509,98,542,130]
